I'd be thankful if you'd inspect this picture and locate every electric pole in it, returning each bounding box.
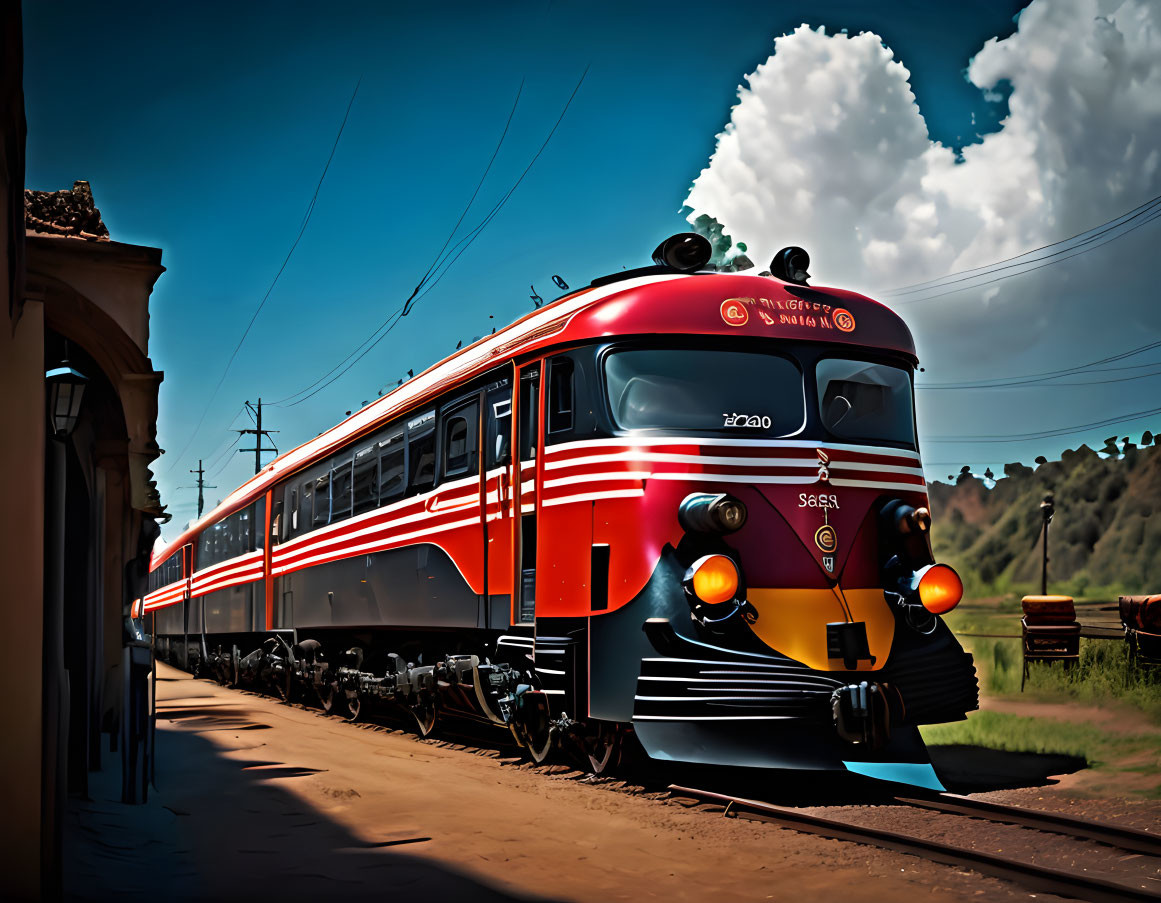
[188,459,216,519]
[237,398,279,475]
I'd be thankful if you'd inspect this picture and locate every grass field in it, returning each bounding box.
[944,604,1161,722]
[917,601,1161,796]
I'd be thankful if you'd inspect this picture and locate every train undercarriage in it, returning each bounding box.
[158,628,627,775]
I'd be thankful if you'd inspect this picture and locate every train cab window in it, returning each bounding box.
[604,348,804,436]
[441,402,478,479]
[407,411,436,494]
[331,459,353,522]
[547,358,574,434]
[353,446,379,516]
[379,428,406,502]
[816,359,915,447]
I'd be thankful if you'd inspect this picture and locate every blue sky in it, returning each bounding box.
[28,0,1161,537]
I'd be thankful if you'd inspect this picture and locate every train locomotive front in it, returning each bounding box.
[143,239,977,788]
[529,272,978,789]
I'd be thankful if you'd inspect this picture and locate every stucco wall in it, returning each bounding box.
[0,297,46,900]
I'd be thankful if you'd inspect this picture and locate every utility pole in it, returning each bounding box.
[188,460,216,519]
[237,398,279,475]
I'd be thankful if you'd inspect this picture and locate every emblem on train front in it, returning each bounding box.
[817,448,831,482]
[815,524,838,554]
[720,298,749,326]
[832,308,856,332]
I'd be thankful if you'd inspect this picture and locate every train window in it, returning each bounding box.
[519,368,539,462]
[548,358,574,434]
[300,479,314,532]
[816,359,915,447]
[313,474,331,526]
[331,459,353,522]
[353,447,378,516]
[441,402,478,479]
[254,497,266,549]
[407,411,436,493]
[604,348,804,436]
[288,486,299,535]
[198,526,215,569]
[379,429,406,502]
[487,388,512,468]
[237,506,251,555]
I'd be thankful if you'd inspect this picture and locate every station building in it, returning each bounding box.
[1,8,168,895]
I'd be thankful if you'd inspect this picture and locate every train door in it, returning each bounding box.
[483,371,514,628]
[437,390,484,625]
[179,542,193,668]
[514,364,540,624]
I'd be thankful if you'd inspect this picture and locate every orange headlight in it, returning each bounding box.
[917,564,963,615]
[690,554,739,604]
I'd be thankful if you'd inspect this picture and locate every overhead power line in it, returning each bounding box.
[926,405,1161,443]
[270,65,591,410]
[163,77,362,475]
[270,77,526,409]
[401,64,592,316]
[919,363,1161,390]
[882,192,1161,300]
[916,339,1161,390]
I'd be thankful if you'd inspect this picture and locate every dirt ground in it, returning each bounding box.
[63,664,1139,902]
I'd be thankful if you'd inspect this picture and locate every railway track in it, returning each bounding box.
[669,785,1161,903]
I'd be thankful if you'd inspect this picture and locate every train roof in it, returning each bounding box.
[152,271,915,567]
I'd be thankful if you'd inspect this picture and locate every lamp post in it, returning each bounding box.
[1039,493,1055,596]
[43,361,86,895]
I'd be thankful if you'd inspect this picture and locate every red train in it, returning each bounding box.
[144,234,978,787]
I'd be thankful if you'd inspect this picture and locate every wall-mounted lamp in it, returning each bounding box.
[45,364,88,439]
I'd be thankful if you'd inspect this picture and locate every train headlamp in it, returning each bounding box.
[678,492,748,534]
[916,564,963,615]
[686,555,740,605]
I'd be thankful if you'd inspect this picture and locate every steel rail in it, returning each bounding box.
[897,792,1161,857]
[668,785,1159,903]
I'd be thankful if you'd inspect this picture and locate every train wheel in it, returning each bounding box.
[317,681,338,714]
[270,665,291,702]
[344,690,362,723]
[581,723,620,776]
[511,693,554,764]
[409,696,437,737]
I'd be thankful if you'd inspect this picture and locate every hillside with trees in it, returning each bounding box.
[926,435,1161,599]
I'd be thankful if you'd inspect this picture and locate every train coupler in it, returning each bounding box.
[831,681,891,748]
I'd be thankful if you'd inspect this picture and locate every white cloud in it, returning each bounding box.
[684,0,1161,461]
[687,0,1161,291]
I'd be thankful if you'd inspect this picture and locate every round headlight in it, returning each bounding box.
[688,554,739,605]
[917,563,963,615]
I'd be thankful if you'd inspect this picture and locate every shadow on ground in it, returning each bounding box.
[928,744,1087,793]
[64,718,559,902]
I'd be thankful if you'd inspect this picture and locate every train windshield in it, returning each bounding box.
[604,348,804,435]
[816,358,915,446]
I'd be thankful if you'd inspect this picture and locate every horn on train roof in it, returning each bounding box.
[651,233,713,272]
[770,246,810,285]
